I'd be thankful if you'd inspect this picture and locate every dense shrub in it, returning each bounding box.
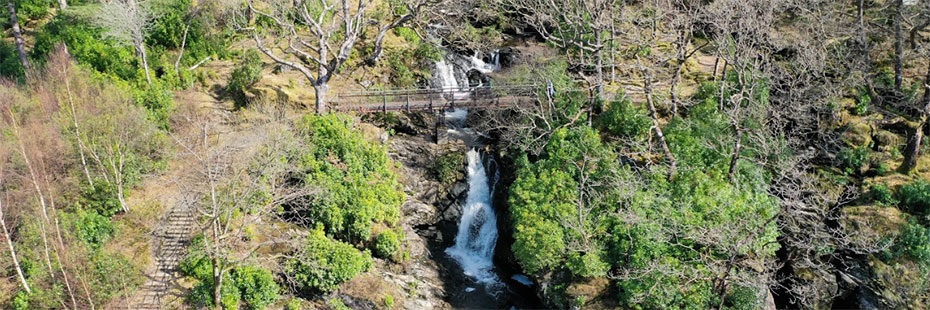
[285,229,373,293]
[837,146,870,175]
[231,265,280,309]
[294,114,404,242]
[869,183,898,206]
[599,97,650,140]
[227,50,263,108]
[33,12,140,81]
[0,41,25,80]
[66,209,116,249]
[88,251,144,303]
[373,230,401,259]
[75,181,123,217]
[899,180,930,216]
[890,221,930,266]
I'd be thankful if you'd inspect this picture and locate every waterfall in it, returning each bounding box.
[435,59,468,100]
[468,50,500,74]
[445,149,500,285]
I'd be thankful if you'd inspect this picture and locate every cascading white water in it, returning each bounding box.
[435,59,469,100]
[445,149,500,285]
[469,49,500,74]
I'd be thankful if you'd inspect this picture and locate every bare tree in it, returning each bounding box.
[0,151,31,294]
[365,0,435,65]
[495,0,618,99]
[95,0,155,85]
[243,0,375,113]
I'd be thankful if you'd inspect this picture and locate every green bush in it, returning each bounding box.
[373,230,400,259]
[227,50,263,108]
[0,41,25,80]
[890,221,930,266]
[869,183,899,206]
[131,81,176,129]
[430,152,463,183]
[854,88,870,116]
[899,180,930,216]
[294,114,405,242]
[599,97,650,140]
[76,181,123,218]
[88,251,144,303]
[66,209,116,249]
[15,0,55,21]
[33,12,140,82]
[285,299,304,310]
[383,294,395,308]
[285,229,373,293]
[837,146,870,175]
[231,265,280,309]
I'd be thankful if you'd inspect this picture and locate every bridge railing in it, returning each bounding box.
[330,84,540,112]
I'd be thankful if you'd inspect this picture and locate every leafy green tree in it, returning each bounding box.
[284,229,373,294]
[509,127,623,277]
[294,114,405,242]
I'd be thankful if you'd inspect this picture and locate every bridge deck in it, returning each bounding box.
[330,85,539,113]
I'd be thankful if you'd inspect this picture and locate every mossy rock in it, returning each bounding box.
[843,120,873,148]
[868,256,928,309]
[872,130,903,152]
[841,205,907,248]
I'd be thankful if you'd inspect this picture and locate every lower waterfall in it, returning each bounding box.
[445,149,501,286]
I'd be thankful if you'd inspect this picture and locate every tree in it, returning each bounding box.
[6,0,31,75]
[497,0,618,99]
[95,0,155,85]
[243,0,374,113]
[174,117,307,309]
[0,151,31,294]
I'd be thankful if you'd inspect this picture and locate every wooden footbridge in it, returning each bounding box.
[329,84,540,113]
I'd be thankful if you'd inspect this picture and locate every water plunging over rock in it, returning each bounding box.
[445,149,501,286]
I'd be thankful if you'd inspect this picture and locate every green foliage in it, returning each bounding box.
[285,229,373,293]
[899,180,930,216]
[854,88,871,116]
[285,299,304,310]
[227,50,263,108]
[383,294,395,308]
[328,298,350,310]
[890,220,930,266]
[599,96,650,140]
[231,265,280,309]
[14,0,55,21]
[870,183,899,206]
[294,114,404,242]
[12,290,29,310]
[0,41,25,80]
[33,12,140,81]
[509,127,621,276]
[87,251,144,303]
[837,146,870,175]
[76,181,123,217]
[430,152,463,183]
[65,209,116,249]
[373,230,401,259]
[131,80,177,129]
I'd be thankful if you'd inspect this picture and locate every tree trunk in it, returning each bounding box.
[0,194,31,294]
[893,0,904,94]
[213,257,223,310]
[65,74,94,187]
[137,43,152,86]
[58,0,67,10]
[728,128,742,183]
[7,1,31,72]
[175,23,190,77]
[899,61,930,173]
[645,85,677,178]
[314,84,328,114]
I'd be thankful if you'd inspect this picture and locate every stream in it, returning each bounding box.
[432,50,541,309]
